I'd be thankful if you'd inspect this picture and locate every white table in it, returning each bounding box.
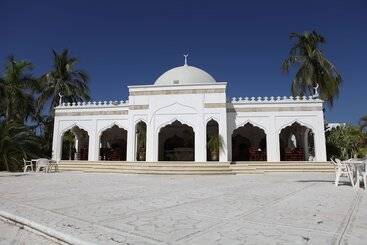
[30,159,57,173]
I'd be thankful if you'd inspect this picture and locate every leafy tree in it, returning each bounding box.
[282,31,342,107]
[35,49,90,159]
[0,121,41,171]
[326,125,367,160]
[37,49,90,115]
[0,56,38,122]
[36,115,55,157]
[360,114,367,132]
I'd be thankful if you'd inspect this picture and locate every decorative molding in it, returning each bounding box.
[129,105,149,110]
[230,95,322,104]
[55,110,128,117]
[227,106,322,113]
[130,88,225,96]
[204,103,226,108]
[56,100,129,109]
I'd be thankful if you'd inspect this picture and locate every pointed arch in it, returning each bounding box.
[60,125,89,161]
[232,122,267,161]
[99,125,128,161]
[158,120,195,161]
[97,122,127,139]
[60,123,90,137]
[279,121,315,161]
[157,118,196,135]
[277,120,315,135]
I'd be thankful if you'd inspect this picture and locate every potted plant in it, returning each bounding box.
[207,134,224,161]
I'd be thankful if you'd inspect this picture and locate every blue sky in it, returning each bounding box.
[1,0,366,123]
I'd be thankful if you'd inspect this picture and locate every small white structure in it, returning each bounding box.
[52,58,327,163]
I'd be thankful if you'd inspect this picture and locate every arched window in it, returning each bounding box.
[61,126,89,160]
[99,125,127,161]
[232,123,267,161]
[158,120,195,161]
[279,122,315,161]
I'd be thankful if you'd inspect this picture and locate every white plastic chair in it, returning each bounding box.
[47,160,59,173]
[23,159,33,172]
[334,158,355,187]
[35,158,50,173]
[357,159,367,190]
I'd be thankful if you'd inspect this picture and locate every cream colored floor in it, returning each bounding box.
[0,172,366,244]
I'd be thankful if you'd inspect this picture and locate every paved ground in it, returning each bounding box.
[0,172,366,245]
[0,219,59,245]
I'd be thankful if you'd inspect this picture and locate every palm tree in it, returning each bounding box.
[282,31,342,107]
[360,114,367,131]
[37,49,90,115]
[0,56,37,122]
[0,121,40,171]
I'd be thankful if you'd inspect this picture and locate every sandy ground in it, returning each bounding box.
[0,171,366,244]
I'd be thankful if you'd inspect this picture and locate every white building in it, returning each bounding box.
[52,58,327,163]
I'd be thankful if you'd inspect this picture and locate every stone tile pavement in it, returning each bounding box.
[0,219,58,244]
[0,172,366,244]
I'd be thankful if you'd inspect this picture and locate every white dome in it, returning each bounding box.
[154,64,216,85]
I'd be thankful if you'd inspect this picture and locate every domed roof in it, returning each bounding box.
[154,64,216,85]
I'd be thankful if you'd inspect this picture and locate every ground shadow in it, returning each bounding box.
[296,180,354,186]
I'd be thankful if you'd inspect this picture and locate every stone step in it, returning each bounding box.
[57,161,334,174]
[82,169,234,175]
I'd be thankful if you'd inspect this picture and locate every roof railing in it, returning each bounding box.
[230,95,322,103]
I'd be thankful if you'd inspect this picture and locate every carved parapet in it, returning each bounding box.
[57,99,129,108]
[229,95,322,104]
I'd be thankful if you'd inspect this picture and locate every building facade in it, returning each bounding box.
[52,61,327,163]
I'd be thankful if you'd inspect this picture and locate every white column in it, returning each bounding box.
[267,116,279,162]
[126,123,135,162]
[219,117,229,163]
[314,124,327,162]
[146,124,155,162]
[195,121,206,162]
[52,119,60,161]
[85,119,97,161]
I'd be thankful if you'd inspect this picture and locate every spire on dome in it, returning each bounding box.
[183,54,189,66]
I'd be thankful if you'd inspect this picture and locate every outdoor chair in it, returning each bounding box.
[357,158,367,190]
[23,159,33,172]
[334,158,355,187]
[361,170,367,190]
[35,158,50,173]
[47,160,59,173]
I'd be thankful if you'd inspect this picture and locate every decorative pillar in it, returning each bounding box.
[146,124,155,162]
[195,121,206,162]
[267,116,280,162]
[219,117,229,163]
[88,121,98,161]
[314,126,327,162]
[52,119,60,161]
[126,123,135,162]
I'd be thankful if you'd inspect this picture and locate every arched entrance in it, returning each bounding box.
[158,120,195,161]
[99,125,127,161]
[61,126,89,160]
[135,121,147,161]
[279,122,315,161]
[206,119,220,161]
[232,123,267,161]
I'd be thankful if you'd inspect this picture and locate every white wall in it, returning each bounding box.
[52,88,326,162]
